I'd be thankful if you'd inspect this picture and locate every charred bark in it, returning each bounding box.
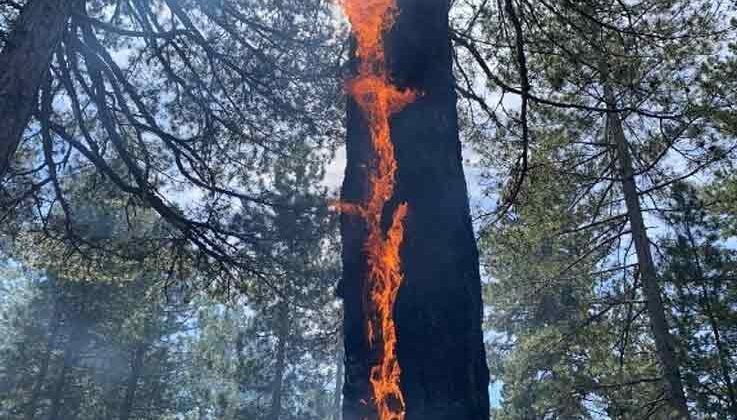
[0,0,73,177]
[605,88,691,419]
[339,1,490,419]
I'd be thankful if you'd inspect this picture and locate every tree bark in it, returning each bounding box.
[605,88,691,419]
[48,328,84,420]
[268,302,289,420]
[333,334,344,420]
[338,1,490,419]
[0,0,73,177]
[683,222,737,418]
[25,294,61,420]
[119,340,148,420]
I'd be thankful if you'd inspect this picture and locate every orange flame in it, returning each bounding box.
[336,1,416,419]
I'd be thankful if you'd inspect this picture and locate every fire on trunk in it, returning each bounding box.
[335,1,416,419]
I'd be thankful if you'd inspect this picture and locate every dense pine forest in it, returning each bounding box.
[1,0,736,419]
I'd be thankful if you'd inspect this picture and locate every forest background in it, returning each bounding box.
[1,0,737,419]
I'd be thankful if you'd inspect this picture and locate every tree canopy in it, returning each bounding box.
[1,0,737,419]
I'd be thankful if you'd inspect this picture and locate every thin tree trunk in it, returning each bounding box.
[683,223,737,418]
[333,334,344,420]
[339,1,489,419]
[48,330,81,420]
[0,0,73,177]
[25,294,61,420]
[605,87,691,419]
[119,340,148,420]
[700,284,737,418]
[268,302,289,420]
[701,293,737,418]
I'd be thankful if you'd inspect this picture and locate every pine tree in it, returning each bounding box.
[661,183,737,419]
[458,0,737,416]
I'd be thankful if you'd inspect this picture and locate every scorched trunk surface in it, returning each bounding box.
[338,1,490,419]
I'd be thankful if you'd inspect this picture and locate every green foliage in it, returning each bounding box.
[483,149,665,419]
[0,63,341,418]
[660,184,737,418]
[458,0,737,417]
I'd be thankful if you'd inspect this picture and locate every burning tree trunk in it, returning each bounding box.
[338,1,490,419]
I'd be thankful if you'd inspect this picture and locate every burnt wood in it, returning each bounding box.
[339,1,490,419]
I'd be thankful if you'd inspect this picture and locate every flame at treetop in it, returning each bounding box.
[336,1,416,419]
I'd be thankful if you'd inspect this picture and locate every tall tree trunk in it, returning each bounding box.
[683,223,737,418]
[25,295,61,420]
[48,329,82,420]
[605,88,691,419]
[339,1,490,419]
[333,334,344,420]
[0,0,73,177]
[268,302,289,420]
[119,340,148,420]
